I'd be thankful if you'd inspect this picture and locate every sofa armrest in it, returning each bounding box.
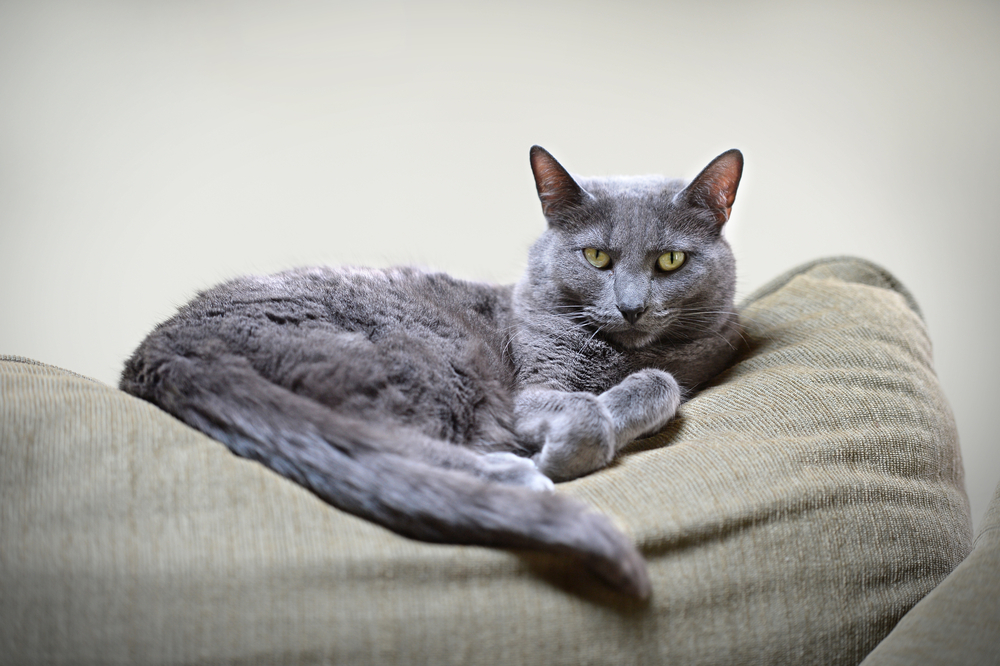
[861,480,1000,665]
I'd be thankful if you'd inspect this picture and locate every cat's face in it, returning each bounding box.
[523,147,742,349]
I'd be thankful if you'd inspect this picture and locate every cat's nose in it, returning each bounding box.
[618,305,647,325]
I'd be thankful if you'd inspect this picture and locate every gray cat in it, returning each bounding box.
[120,146,744,599]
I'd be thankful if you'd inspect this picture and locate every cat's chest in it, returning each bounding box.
[512,320,650,394]
[512,318,739,395]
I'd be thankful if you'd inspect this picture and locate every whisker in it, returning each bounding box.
[577,324,606,357]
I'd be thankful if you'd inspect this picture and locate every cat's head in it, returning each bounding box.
[519,146,742,349]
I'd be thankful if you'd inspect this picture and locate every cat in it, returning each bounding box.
[120,146,744,599]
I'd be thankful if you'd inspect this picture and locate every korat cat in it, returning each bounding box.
[120,146,744,599]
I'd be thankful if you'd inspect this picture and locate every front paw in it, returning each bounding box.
[515,391,616,482]
[597,368,681,442]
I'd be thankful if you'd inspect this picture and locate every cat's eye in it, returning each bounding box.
[657,251,686,272]
[583,248,611,269]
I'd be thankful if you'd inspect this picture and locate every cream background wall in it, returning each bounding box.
[2,0,997,530]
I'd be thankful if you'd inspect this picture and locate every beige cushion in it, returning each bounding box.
[860,480,1000,665]
[0,257,972,665]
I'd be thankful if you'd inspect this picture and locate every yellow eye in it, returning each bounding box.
[657,251,686,272]
[583,248,611,269]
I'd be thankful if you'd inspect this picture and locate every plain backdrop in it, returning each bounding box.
[2,0,997,531]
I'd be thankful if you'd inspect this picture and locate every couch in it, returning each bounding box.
[2,257,997,665]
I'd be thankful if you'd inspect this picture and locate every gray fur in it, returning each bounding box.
[120,147,744,600]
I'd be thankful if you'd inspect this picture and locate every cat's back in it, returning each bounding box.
[125,265,518,396]
[158,265,511,338]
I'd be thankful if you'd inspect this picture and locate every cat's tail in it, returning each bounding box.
[121,349,651,599]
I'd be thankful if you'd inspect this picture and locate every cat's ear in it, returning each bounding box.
[530,145,588,221]
[678,149,744,227]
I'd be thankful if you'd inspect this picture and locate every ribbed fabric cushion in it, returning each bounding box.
[859,480,1000,665]
[0,257,973,665]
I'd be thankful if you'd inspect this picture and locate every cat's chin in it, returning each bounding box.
[603,328,659,350]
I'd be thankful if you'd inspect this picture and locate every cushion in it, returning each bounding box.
[0,257,972,665]
[859,480,1000,665]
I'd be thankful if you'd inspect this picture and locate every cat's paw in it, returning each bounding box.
[515,390,616,482]
[598,368,681,443]
[480,451,555,492]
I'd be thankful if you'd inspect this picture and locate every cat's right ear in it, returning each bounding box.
[530,146,588,222]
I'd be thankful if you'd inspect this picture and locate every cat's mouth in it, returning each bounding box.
[598,309,677,348]
[601,319,662,348]
[572,302,675,348]
[603,327,659,349]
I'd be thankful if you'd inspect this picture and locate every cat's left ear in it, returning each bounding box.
[678,149,744,227]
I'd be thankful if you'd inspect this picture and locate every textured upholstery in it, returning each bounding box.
[0,257,974,665]
[859,480,1000,665]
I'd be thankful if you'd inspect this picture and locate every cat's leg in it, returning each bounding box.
[390,428,554,492]
[596,368,681,445]
[515,389,617,482]
[422,445,555,492]
[478,452,555,492]
[516,369,680,482]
